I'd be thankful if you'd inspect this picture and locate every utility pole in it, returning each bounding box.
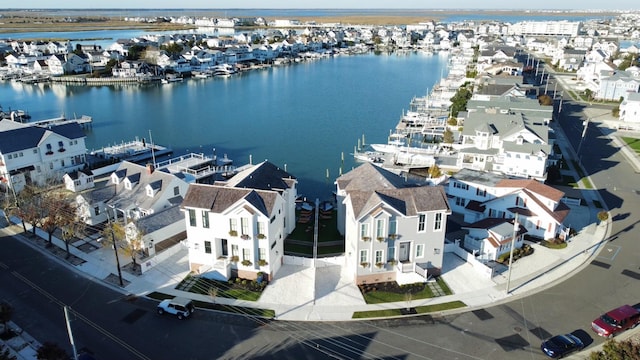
[505,213,519,294]
[64,306,78,360]
[576,118,590,156]
[107,209,124,287]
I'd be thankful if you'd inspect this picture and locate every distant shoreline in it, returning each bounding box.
[0,8,622,35]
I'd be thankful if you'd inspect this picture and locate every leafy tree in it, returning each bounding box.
[612,105,620,118]
[443,129,454,144]
[589,338,640,360]
[36,342,68,360]
[126,44,147,60]
[447,117,458,126]
[428,164,442,179]
[41,192,77,249]
[0,301,13,337]
[159,43,183,56]
[584,88,593,101]
[61,218,86,259]
[538,94,553,106]
[449,85,473,118]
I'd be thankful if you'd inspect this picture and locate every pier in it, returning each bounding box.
[155,153,237,181]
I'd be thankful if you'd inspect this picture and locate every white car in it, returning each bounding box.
[156,297,195,320]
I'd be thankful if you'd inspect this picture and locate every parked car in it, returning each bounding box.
[156,297,195,320]
[540,333,584,358]
[591,304,640,338]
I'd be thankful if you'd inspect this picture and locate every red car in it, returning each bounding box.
[591,304,640,338]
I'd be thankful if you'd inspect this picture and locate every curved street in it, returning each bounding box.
[2,75,640,360]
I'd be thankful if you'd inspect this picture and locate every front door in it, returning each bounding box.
[399,242,410,262]
[221,238,228,257]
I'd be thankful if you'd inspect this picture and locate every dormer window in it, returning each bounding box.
[45,143,53,155]
[124,180,132,190]
[146,187,153,197]
[58,141,65,152]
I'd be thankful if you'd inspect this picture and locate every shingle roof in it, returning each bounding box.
[182,184,277,217]
[225,161,296,192]
[134,205,184,235]
[336,163,418,192]
[496,178,564,202]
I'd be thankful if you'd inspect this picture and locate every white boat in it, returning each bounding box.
[353,151,385,164]
[370,133,407,153]
[212,64,237,77]
[192,71,212,79]
[161,75,183,84]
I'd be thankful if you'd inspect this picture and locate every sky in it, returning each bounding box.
[8,1,639,11]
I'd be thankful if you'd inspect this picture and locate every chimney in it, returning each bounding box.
[146,163,154,174]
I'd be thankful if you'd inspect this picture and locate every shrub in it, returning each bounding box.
[597,211,609,222]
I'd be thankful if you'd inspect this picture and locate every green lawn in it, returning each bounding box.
[177,275,265,302]
[540,240,568,249]
[352,301,466,319]
[622,137,640,154]
[361,280,453,304]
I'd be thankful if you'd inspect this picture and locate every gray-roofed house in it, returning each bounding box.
[0,119,87,193]
[457,104,552,181]
[125,204,187,273]
[181,161,297,281]
[335,163,451,284]
[447,168,570,242]
[619,91,640,124]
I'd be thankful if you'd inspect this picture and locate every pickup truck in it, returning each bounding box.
[591,304,640,338]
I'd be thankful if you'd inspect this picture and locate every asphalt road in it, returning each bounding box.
[1,79,639,359]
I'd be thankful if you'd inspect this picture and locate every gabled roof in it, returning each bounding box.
[336,163,419,192]
[352,186,450,220]
[0,121,84,154]
[181,183,276,217]
[134,205,184,235]
[225,161,296,193]
[496,178,564,202]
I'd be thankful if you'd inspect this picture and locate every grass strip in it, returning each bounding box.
[352,300,466,319]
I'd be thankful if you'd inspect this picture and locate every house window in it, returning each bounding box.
[229,218,237,232]
[376,219,385,238]
[174,186,179,196]
[202,211,209,228]
[389,220,397,236]
[375,250,383,264]
[188,209,196,227]
[259,248,266,260]
[257,222,265,236]
[46,144,52,151]
[434,213,442,231]
[387,246,396,261]
[58,141,64,150]
[455,197,465,206]
[418,214,426,232]
[360,223,369,238]
[231,244,238,256]
[453,181,468,190]
[204,241,211,254]
[359,250,368,264]
[240,217,249,235]
[33,149,38,154]
[434,248,441,255]
[476,188,486,197]
[94,206,100,215]
[242,248,250,261]
[416,244,424,258]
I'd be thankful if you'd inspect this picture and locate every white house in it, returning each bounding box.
[447,168,571,241]
[181,161,298,281]
[336,163,451,284]
[63,169,94,193]
[620,91,640,123]
[462,217,526,261]
[0,120,87,194]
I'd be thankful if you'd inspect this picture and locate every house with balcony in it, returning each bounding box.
[457,97,553,181]
[461,217,527,262]
[72,162,190,226]
[181,161,298,281]
[335,163,451,284]
[619,91,640,123]
[0,120,86,194]
[447,168,571,242]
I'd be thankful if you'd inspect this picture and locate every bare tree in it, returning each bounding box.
[14,185,45,236]
[122,223,144,272]
[36,342,68,360]
[61,218,86,259]
[40,192,77,249]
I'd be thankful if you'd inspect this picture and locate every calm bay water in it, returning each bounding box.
[0,52,449,199]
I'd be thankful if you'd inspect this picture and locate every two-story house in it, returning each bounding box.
[0,120,86,193]
[181,161,298,281]
[335,163,451,284]
[447,168,570,242]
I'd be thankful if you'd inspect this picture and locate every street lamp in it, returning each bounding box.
[576,118,590,157]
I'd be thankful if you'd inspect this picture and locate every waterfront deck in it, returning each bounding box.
[89,138,172,164]
[155,153,237,181]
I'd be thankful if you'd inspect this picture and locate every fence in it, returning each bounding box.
[283,254,344,268]
[444,241,494,279]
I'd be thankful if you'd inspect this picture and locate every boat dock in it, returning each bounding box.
[30,115,93,128]
[155,153,237,181]
[89,138,172,164]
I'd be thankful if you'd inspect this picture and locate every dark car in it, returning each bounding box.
[540,334,584,358]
